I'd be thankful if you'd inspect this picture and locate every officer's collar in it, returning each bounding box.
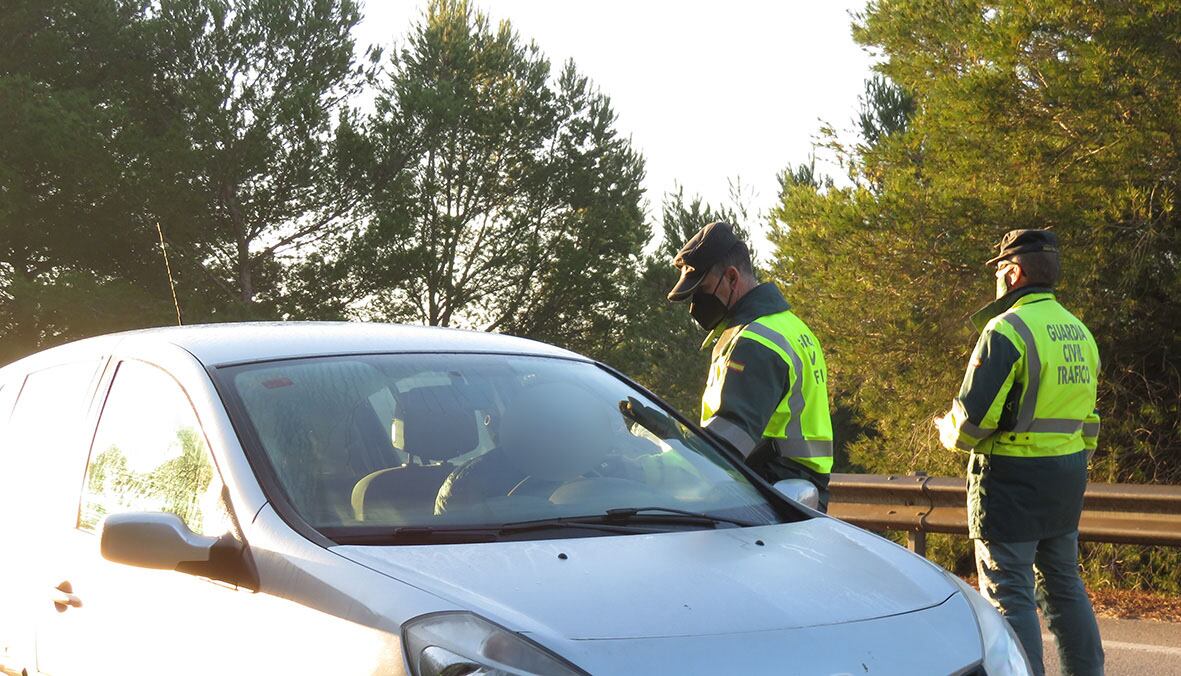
[701,283,791,349]
[969,286,1055,333]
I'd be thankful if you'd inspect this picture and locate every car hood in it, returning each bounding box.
[331,517,956,640]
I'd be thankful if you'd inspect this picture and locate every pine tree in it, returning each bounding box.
[772,0,1181,587]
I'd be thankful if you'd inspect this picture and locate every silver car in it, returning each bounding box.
[0,323,1028,675]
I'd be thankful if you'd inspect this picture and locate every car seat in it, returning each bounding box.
[351,386,480,522]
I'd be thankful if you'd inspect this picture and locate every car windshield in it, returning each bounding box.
[220,353,787,541]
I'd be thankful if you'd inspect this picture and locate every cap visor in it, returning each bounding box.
[667,269,706,302]
[986,244,1057,267]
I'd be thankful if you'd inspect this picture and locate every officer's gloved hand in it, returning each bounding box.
[619,397,683,440]
[934,412,959,451]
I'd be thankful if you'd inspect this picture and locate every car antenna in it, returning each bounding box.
[154,220,184,326]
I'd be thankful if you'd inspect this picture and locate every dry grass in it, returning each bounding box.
[1088,588,1181,622]
[961,576,1181,622]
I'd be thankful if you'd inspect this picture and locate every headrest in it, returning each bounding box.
[499,383,611,482]
[399,386,480,461]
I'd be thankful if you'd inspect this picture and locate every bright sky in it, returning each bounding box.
[357,1,877,253]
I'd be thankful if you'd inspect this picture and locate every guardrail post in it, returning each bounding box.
[908,472,929,557]
[907,530,927,557]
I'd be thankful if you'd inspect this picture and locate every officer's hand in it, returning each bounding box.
[933,413,958,451]
[619,397,682,440]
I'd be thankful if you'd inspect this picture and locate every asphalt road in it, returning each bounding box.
[1041,616,1181,675]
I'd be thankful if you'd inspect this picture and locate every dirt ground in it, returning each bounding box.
[962,576,1181,622]
[1088,587,1181,622]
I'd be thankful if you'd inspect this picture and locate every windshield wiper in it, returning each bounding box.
[323,508,757,545]
[598,506,758,528]
[326,526,498,544]
[324,520,659,545]
[490,508,758,532]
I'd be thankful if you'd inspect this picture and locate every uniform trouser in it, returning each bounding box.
[974,532,1104,676]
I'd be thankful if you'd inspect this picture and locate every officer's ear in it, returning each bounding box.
[1006,260,1026,287]
[723,265,740,286]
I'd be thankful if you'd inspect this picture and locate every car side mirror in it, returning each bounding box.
[101,512,217,569]
[772,478,820,510]
[100,512,258,590]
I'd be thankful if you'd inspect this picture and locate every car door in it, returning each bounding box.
[0,358,106,675]
[34,358,258,676]
[0,373,29,671]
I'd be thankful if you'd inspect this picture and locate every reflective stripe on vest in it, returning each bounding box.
[772,438,834,459]
[1027,418,1084,434]
[703,416,757,458]
[742,322,807,441]
[1002,313,1040,433]
[959,419,996,440]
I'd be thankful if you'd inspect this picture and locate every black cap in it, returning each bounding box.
[667,221,741,302]
[985,229,1059,267]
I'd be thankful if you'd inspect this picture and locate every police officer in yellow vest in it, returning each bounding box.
[668,222,834,511]
[935,229,1104,676]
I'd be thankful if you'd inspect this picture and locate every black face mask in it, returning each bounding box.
[689,273,734,331]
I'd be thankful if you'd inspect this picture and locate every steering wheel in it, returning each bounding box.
[506,449,648,498]
[506,476,560,498]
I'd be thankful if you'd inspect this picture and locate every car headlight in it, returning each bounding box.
[402,611,586,676]
[948,574,1032,675]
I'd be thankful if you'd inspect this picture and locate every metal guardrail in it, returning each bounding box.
[828,473,1181,556]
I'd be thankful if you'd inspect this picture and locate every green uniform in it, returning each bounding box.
[698,283,834,508]
[945,285,1104,676]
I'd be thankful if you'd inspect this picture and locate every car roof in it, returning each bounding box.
[3,322,587,372]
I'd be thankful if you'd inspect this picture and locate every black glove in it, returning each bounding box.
[618,396,683,440]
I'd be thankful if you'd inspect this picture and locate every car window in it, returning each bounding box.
[0,360,103,530]
[79,360,232,537]
[222,354,783,537]
[4,360,102,459]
